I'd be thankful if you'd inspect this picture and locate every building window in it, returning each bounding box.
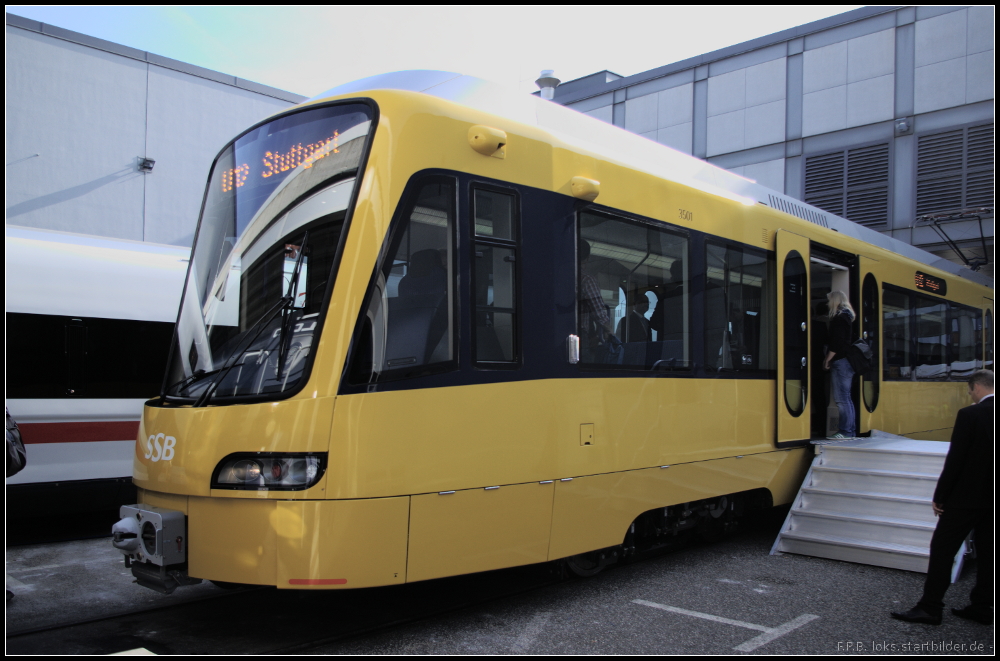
[915,123,994,216]
[804,143,890,229]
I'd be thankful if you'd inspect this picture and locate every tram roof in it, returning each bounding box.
[308,71,991,289]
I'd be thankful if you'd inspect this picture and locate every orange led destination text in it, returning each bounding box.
[262,131,340,178]
[220,164,250,192]
[221,131,341,192]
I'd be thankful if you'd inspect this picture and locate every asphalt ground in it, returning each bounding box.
[5,507,994,655]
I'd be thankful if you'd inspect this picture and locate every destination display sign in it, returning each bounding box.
[202,103,372,236]
[220,131,341,193]
[914,271,947,296]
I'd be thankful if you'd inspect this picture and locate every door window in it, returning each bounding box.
[783,251,808,416]
[861,273,879,411]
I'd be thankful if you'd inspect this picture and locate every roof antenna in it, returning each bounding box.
[535,70,561,100]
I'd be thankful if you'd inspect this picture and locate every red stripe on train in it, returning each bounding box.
[17,421,140,444]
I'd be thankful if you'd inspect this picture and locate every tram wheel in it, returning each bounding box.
[565,551,604,577]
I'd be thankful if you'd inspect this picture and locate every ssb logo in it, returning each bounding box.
[144,433,177,462]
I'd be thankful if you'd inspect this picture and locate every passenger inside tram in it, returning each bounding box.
[616,291,651,343]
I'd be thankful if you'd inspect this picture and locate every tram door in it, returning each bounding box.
[776,230,811,444]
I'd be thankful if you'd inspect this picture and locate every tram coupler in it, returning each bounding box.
[113,504,201,594]
[124,556,202,594]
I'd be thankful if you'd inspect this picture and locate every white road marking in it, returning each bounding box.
[110,648,157,655]
[511,611,552,653]
[734,614,820,652]
[633,600,819,652]
[634,600,769,631]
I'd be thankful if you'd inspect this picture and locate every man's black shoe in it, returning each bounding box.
[890,607,942,625]
[951,606,992,625]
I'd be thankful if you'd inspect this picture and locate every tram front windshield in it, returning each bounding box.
[164,103,373,403]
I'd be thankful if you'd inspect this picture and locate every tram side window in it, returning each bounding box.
[350,179,456,383]
[949,303,981,378]
[704,242,776,374]
[882,287,911,380]
[473,189,519,365]
[578,211,688,370]
[914,295,947,381]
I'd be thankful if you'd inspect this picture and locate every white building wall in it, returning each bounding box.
[802,28,895,137]
[707,57,787,156]
[5,19,303,248]
[6,28,149,241]
[624,82,696,154]
[143,67,293,245]
[914,7,995,114]
[556,6,993,274]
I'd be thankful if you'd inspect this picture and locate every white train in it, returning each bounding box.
[5,225,188,517]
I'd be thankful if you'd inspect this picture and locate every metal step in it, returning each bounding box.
[771,434,965,577]
[798,487,937,522]
[776,530,930,573]
[817,446,946,474]
[808,466,938,497]
[787,509,935,548]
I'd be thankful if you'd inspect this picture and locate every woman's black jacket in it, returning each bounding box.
[828,309,853,363]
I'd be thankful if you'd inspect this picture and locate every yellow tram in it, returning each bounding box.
[113,71,994,593]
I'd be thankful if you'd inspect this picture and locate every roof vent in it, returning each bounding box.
[767,194,829,228]
[535,70,560,100]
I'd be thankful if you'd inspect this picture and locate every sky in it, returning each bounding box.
[8,6,862,98]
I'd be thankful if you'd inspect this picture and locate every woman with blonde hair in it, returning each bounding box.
[823,290,857,439]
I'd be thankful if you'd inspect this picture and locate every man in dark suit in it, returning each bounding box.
[891,369,994,625]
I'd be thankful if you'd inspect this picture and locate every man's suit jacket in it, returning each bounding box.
[934,396,994,509]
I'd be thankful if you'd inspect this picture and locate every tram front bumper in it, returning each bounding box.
[116,492,411,589]
[112,504,201,594]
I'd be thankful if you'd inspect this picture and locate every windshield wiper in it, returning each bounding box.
[166,368,223,395]
[192,295,293,407]
[277,231,310,378]
[192,231,310,408]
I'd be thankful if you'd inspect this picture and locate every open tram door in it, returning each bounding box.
[776,230,810,445]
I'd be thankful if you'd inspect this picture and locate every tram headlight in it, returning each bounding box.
[212,453,326,490]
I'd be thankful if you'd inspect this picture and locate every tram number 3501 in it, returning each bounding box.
[678,209,693,222]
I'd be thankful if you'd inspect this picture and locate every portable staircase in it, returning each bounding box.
[771,432,966,576]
